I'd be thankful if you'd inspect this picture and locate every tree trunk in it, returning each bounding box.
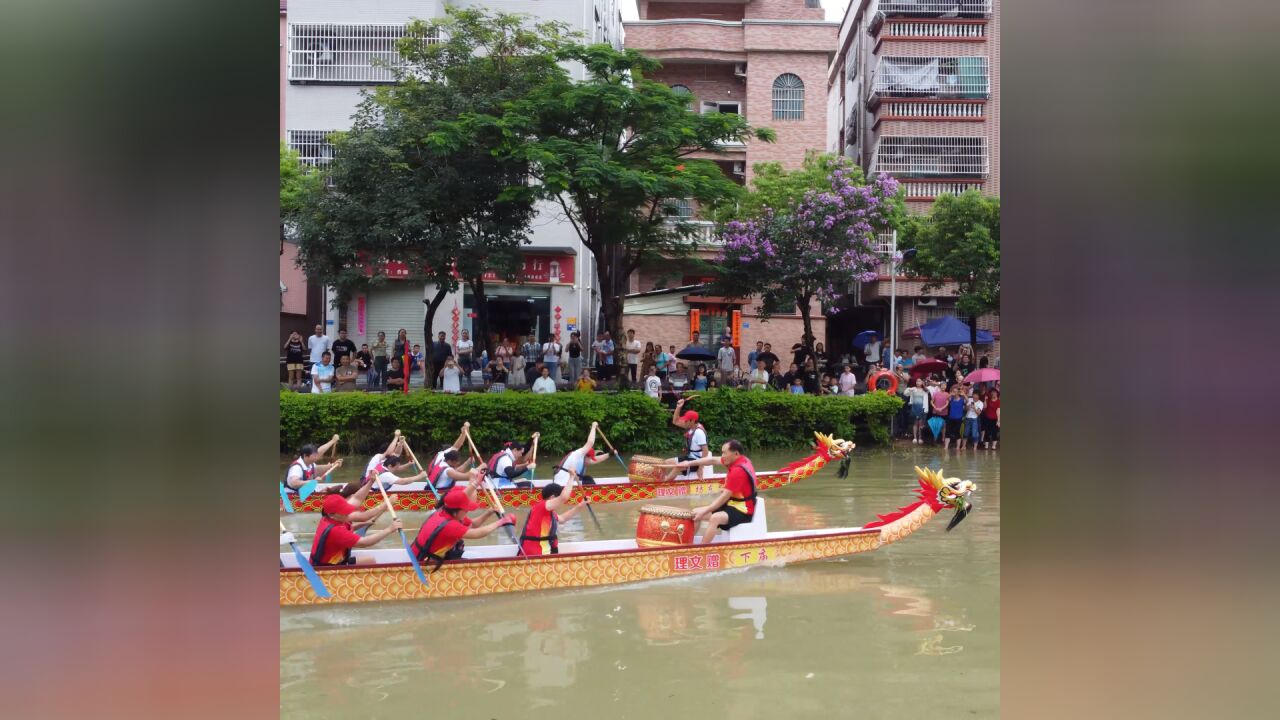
[798,295,815,355]
[594,242,630,388]
[422,286,448,390]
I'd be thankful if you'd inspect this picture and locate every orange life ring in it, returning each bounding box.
[867,370,898,394]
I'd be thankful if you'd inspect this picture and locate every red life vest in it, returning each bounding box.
[487,448,513,479]
[724,456,758,516]
[310,517,352,565]
[427,453,448,486]
[411,509,463,569]
[288,459,314,487]
[519,500,559,556]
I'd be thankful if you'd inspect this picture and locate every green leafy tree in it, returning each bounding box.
[280,143,323,257]
[294,9,568,376]
[901,190,1001,349]
[436,43,774,374]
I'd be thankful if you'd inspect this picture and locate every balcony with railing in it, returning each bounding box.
[622,19,746,61]
[870,136,988,178]
[868,57,988,105]
[878,19,987,42]
[661,200,719,244]
[286,129,337,186]
[288,23,438,84]
[870,1,991,37]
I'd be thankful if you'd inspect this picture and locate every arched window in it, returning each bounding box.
[772,73,805,120]
[670,83,694,110]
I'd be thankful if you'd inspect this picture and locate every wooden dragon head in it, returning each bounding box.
[814,432,857,478]
[914,466,977,531]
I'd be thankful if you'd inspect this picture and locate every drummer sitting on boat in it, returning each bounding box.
[668,439,757,544]
[427,423,476,491]
[485,434,539,488]
[285,434,342,490]
[552,422,609,486]
[310,493,403,566]
[660,398,709,482]
[411,475,516,570]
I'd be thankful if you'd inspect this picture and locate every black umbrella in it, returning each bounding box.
[675,344,717,362]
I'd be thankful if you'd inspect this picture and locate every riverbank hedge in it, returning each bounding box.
[280,390,902,456]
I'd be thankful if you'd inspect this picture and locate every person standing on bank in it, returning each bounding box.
[331,328,356,369]
[660,398,709,482]
[625,329,642,383]
[566,331,584,385]
[371,331,389,390]
[667,440,758,545]
[310,351,335,394]
[541,334,562,383]
[455,329,474,387]
[284,330,306,390]
[716,336,737,385]
[307,324,330,380]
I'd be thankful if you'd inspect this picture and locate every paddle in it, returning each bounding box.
[373,479,429,586]
[296,461,341,504]
[394,429,441,502]
[594,426,630,473]
[464,430,525,554]
[280,521,331,599]
[528,433,539,482]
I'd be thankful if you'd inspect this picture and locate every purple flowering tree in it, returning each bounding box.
[714,160,901,352]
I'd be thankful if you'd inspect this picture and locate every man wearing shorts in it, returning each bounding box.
[671,439,757,544]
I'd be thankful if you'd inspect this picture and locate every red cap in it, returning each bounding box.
[442,487,483,512]
[679,411,699,424]
[322,494,359,516]
[586,448,598,461]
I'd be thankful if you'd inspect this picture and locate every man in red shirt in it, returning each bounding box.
[668,439,757,544]
[411,479,515,570]
[309,493,403,566]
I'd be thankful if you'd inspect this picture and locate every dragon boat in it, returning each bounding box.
[279,454,977,607]
[280,433,853,514]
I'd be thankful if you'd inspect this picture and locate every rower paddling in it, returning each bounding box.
[425,423,476,491]
[660,397,709,482]
[410,474,516,572]
[485,434,539,489]
[310,492,402,567]
[552,422,609,486]
[519,476,588,556]
[284,434,342,491]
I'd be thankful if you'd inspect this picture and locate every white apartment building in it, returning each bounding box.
[284,0,622,350]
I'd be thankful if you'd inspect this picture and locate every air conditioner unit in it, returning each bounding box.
[732,162,745,175]
[733,63,747,78]
[917,298,938,307]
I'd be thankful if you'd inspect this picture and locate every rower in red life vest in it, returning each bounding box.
[485,434,539,489]
[667,439,757,544]
[309,492,403,566]
[426,423,476,491]
[410,471,516,570]
[552,422,609,486]
[660,397,709,482]
[284,434,342,490]
[520,473,589,556]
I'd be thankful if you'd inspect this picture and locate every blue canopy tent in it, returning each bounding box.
[906,316,996,347]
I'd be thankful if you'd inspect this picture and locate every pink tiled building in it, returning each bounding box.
[621,0,839,365]
[828,0,1000,361]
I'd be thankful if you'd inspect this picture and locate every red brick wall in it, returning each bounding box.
[744,0,826,21]
[645,2,745,21]
[743,23,836,51]
[744,51,831,177]
[624,22,746,55]
[622,312,827,366]
[647,63,746,111]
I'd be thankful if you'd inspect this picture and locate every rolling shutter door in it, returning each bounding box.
[364,284,426,346]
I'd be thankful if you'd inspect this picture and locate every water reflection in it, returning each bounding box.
[728,596,767,640]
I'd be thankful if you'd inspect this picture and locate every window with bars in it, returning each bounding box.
[288,23,437,84]
[872,136,988,177]
[772,73,805,120]
[663,198,694,219]
[286,130,337,187]
[871,56,988,100]
[670,84,694,110]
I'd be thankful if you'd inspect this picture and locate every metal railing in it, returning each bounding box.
[286,130,337,187]
[881,20,987,38]
[869,56,989,101]
[665,219,718,244]
[288,23,438,83]
[879,101,985,120]
[870,136,988,177]
[897,180,985,198]
[878,1,991,17]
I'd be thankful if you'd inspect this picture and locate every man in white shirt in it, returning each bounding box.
[310,351,335,394]
[532,366,558,394]
[625,329,642,383]
[455,330,475,386]
[716,336,737,384]
[307,324,330,382]
[863,336,881,372]
[541,336,562,382]
[644,365,662,399]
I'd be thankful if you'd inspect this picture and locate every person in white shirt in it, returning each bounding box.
[838,365,858,396]
[903,378,930,443]
[863,336,881,371]
[425,424,474,490]
[362,435,405,480]
[440,356,462,394]
[541,336,562,382]
[307,324,330,387]
[284,434,342,490]
[644,365,662,399]
[310,351,335,394]
[963,392,984,450]
[749,359,769,391]
[662,398,709,481]
[553,423,609,485]
[716,336,737,384]
[532,366,558,394]
[625,329,642,383]
[455,330,474,386]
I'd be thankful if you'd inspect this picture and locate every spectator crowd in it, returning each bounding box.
[284,325,999,450]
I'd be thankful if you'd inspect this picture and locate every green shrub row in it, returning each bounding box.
[280,389,902,457]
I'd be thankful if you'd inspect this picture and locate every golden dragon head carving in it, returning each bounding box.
[814,432,857,478]
[914,466,977,531]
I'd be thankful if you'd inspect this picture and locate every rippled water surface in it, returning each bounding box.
[281,447,999,718]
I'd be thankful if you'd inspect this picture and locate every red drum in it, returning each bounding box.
[636,505,696,547]
[627,455,668,483]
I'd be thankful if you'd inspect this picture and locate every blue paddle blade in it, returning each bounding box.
[280,483,295,513]
[297,479,319,501]
[614,453,629,471]
[399,530,430,585]
[289,543,331,598]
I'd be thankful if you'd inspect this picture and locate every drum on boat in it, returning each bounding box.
[636,505,696,547]
[628,455,668,483]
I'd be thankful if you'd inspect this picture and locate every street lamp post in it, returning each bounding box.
[887,230,916,374]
